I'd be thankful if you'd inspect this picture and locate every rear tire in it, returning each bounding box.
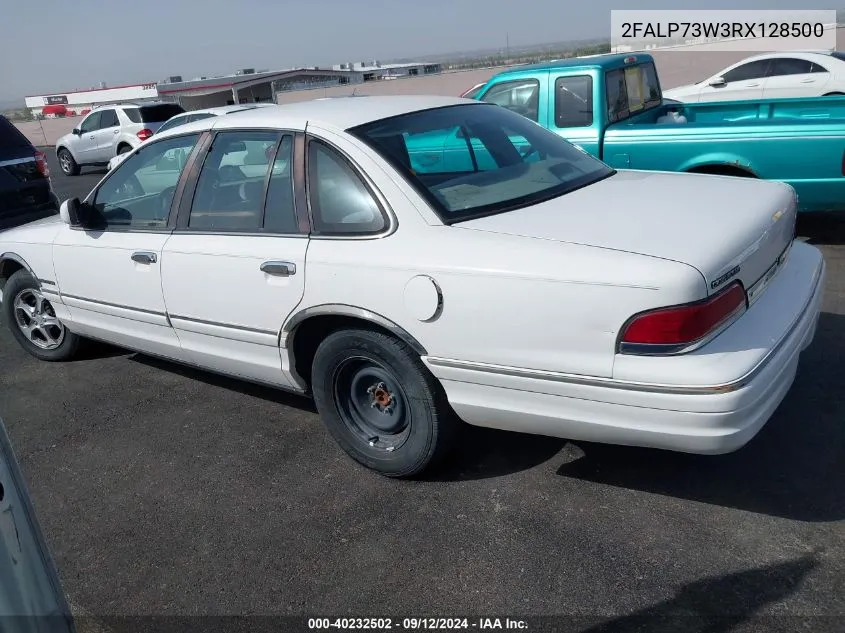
[2,270,81,362]
[117,144,132,155]
[311,328,459,478]
[57,148,80,176]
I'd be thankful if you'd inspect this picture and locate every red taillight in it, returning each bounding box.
[620,281,746,351]
[34,150,50,178]
[136,128,153,141]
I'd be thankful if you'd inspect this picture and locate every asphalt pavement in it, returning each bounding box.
[0,151,843,631]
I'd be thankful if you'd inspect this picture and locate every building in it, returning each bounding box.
[24,61,443,117]
[24,82,158,118]
[156,62,442,110]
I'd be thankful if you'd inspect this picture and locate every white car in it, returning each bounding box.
[55,102,185,176]
[106,103,275,171]
[664,51,845,103]
[0,96,825,477]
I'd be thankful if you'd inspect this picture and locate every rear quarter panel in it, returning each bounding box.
[300,128,707,380]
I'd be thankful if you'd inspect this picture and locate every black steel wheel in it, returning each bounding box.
[311,328,459,478]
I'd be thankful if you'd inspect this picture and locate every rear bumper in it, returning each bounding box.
[425,241,825,454]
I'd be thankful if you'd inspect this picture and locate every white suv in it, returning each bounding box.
[55,102,184,176]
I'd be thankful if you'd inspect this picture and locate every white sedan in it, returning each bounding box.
[664,51,845,103]
[0,96,825,477]
[106,103,275,171]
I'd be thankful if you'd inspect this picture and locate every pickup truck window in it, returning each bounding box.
[349,103,613,224]
[479,79,540,121]
[554,75,593,128]
[606,62,661,124]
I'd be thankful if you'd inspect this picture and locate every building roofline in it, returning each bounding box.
[24,81,157,99]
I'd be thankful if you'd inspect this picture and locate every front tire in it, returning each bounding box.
[311,328,459,478]
[57,148,80,176]
[2,270,81,361]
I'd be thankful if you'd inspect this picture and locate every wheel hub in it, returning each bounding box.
[12,288,65,350]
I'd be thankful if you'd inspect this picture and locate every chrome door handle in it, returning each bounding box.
[746,82,760,87]
[131,251,157,264]
[800,78,815,83]
[260,260,296,276]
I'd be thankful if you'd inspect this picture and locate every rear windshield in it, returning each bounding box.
[0,115,32,150]
[605,62,662,124]
[349,103,614,224]
[125,104,185,123]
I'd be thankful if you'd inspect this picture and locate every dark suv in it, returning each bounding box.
[0,115,59,231]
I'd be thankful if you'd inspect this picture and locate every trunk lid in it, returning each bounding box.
[456,170,796,297]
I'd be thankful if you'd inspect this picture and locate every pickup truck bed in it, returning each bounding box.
[606,97,845,213]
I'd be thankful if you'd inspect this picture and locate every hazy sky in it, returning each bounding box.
[1,0,840,101]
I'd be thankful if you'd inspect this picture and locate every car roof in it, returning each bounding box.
[728,50,840,63]
[153,95,477,139]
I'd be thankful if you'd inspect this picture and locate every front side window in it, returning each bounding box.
[554,75,594,128]
[91,133,199,228]
[606,63,662,124]
[722,60,770,83]
[79,112,101,133]
[349,102,614,224]
[307,141,386,235]
[479,79,541,121]
[188,130,281,231]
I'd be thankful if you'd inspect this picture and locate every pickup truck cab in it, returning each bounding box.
[471,53,845,213]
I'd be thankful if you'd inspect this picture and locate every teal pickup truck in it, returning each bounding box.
[467,53,845,213]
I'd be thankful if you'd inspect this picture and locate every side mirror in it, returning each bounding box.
[59,198,91,228]
[708,76,727,87]
[72,128,81,135]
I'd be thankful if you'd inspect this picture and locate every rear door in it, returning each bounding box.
[762,57,832,99]
[0,116,56,230]
[92,108,120,162]
[161,129,309,387]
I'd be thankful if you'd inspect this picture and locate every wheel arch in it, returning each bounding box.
[280,304,428,391]
[0,253,37,297]
[685,163,758,178]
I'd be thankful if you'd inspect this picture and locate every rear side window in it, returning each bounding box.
[554,75,593,128]
[137,104,185,123]
[767,57,816,76]
[123,108,142,123]
[99,109,119,128]
[0,115,32,149]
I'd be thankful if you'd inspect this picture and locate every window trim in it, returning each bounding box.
[477,77,542,122]
[173,128,308,237]
[80,130,207,234]
[304,135,395,240]
[553,74,594,128]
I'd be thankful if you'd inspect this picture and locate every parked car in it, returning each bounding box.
[664,51,845,103]
[459,82,486,99]
[0,414,76,631]
[55,102,184,176]
[470,52,845,213]
[0,115,59,232]
[0,96,825,477]
[106,103,275,171]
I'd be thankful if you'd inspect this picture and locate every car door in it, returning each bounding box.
[762,57,832,99]
[52,131,203,359]
[92,108,120,161]
[161,129,309,388]
[73,111,102,163]
[700,59,771,102]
